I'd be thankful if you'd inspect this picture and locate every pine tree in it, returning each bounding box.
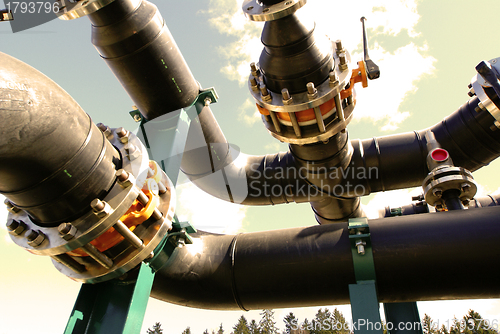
[218,323,225,334]
[284,312,299,334]
[312,308,332,334]
[331,308,350,334]
[302,318,313,332]
[259,309,279,334]
[249,319,260,334]
[182,327,191,334]
[439,324,449,334]
[462,309,497,334]
[147,322,164,334]
[422,314,439,334]
[234,315,251,334]
[203,330,210,334]
[449,317,462,334]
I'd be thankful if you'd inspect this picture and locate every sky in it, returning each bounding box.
[1,0,500,333]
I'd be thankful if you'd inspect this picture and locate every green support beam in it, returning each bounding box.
[384,302,423,334]
[64,262,155,334]
[348,218,383,334]
[64,90,215,334]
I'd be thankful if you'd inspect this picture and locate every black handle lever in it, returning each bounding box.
[0,9,14,21]
[361,16,380,80]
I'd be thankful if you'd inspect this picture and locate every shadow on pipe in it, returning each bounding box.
[150,206,500,310]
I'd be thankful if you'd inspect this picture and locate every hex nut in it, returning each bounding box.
[116,127,129,144]
[115,169,133,188]
[58,223,78,241]
[91,199,111,218]
[125,143,141,161]
[27,230,46,247]
[4,199,21,214]
[339,53,348,71]
[6,220,27,235]
[433,188,443,198]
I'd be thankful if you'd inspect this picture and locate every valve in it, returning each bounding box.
[0,9,13,21]
[422,131,477,211]
[244,1,381,145]
[469,57,500,130]
[360,17,380,80]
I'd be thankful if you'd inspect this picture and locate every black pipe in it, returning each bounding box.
[180,97,500,206]
[442,189,465,211]
[470,194,500,207]
[259,12,334,94]
[342,97,500,195]
[88,0,200,121]
[181,105,314,205]
[150,206,500,309]
[0,52,120,226]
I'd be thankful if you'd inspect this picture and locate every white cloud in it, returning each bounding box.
[238,97,261,126]
[176,182,247,234]
[352,42,435,131]
[205,0,436,130]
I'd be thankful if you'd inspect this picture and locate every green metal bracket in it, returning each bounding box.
[132,89,219,185]
[129,87,218,123]
[384,302,423,334]
[348,218,383,334]
[390,207,402,216]
[64,89,211,333]
[148,215,197,272]
[194,87,219,113]
[64,262,155,334]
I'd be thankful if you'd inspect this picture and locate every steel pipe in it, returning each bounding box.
[150,206,500,310]
[0,52,120,226]
[181,96,500,207]
[88,0,200,120]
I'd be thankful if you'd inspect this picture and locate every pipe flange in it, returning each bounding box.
[423,166,477,207]
[249,44,353,144]
[55,0,140,20]
[470,57,500,122]
[242,0,306,22]
[249,46,352,113]
[7,127,175,283]
[263,96,355,145]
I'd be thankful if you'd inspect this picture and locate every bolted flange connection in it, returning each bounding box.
[469,57,500,131]
[422,134,477,210]
[242,0,307,22]
[5,121,176,284]
[247,48,354,145]
[244,0,358,145]
[423,165,477,209]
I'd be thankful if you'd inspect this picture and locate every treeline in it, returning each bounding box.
[146,308,498,334]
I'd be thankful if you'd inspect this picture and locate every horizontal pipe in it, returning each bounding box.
[342,97,500,195]
[150,206,500,309]
[180,97,500,205]
[181,105,314,205]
